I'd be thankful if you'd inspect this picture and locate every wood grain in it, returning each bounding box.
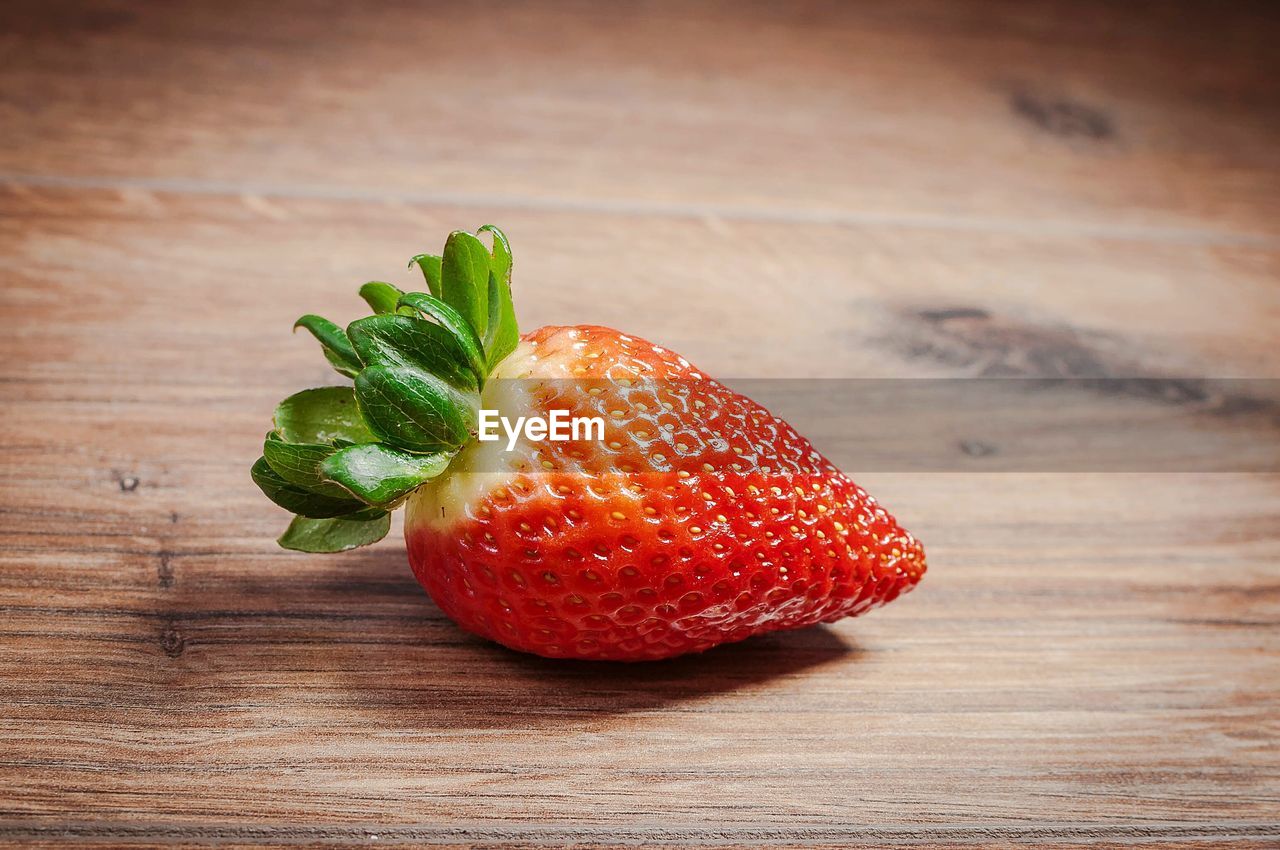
[2,0,1279,240]
[1,1,1277,847]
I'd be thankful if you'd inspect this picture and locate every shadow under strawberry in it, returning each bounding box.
[371,625,861,731]
[171,546,860,730]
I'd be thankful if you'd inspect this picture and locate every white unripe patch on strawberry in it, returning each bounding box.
[409,334,630,537]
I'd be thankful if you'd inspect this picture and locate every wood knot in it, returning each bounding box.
[918,307,990,323]
[157,552,174,589]
[160,623,185,658]
[959,440,997,458]
[1010,90,1114,140]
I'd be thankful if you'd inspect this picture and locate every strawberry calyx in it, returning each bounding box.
[251,226,519,552]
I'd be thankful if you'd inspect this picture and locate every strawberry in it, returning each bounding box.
[253,227,925,661]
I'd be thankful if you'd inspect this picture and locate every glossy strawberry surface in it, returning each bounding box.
[406,326,926,661]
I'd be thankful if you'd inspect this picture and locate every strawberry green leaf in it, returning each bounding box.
[358,281,407,315]
[483,270,519,369]
[477,225,518,367]
[408,254,443,298]
[262,438,353,498]
[277,511,391,553]
[395,292,487,384]
[440,231,491,339]
[293,315,361,377]
[274,387,377,445]
[347,314,480,391]
[322,443,453,507]
[253,226,526,554]
[354,364,477,453]
[479,224,512,285]
[251,457,368,518]
[484,272,502,350]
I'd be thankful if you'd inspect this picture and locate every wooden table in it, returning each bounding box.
[2,2,1277,846]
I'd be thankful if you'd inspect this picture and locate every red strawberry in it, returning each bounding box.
[254,227,925,661]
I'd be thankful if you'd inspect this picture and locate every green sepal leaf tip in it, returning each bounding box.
[358,281,408,315]
[483,270,519,369]
[477,224,518,368]
[322,443,453,507]
[479,224,512,285]
[408,254,443,298]
[440,231,491,340]
[277,511,391,553]
[262,438,352,498]
[274,386,377,445]
[250,457,368,518]
[293,315,361,377]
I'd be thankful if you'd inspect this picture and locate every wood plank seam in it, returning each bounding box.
[2,173,1276,249]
